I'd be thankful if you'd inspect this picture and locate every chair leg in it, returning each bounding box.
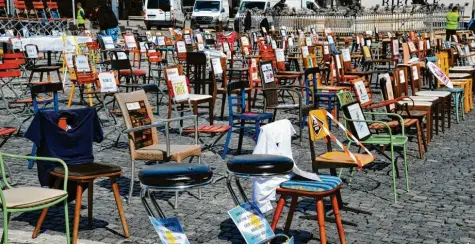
[64,199,71,244]
[33,178,61,238]
[221,128,232,159]
[403,144,409,192]
[111,177,130,238]
[220,93,227,121]
[28,144,37,169]
[87,181,93,229]
[390,144,397,203]
[316,199,327,244]
[270,196,286,231]
[127,160,135,204]
[331,195,346,244]
[72,184,83,244]
[415,122,424,159]
[1,212,10,244]
[283,195,298,233]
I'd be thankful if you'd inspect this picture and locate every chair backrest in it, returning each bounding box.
[259,60,278,107]
[24,44,39,61]
[32,1,44,11]
[115,90,159,155]
[408,64,422,94]
[226,81,249,120]
[3,53,25,66]
[31,82,63,113]
[393,67,409,97]
[336,90,355,107]
[186,52,211,94]
[73,54,96,85]
[109,50,132,71]
[123,33,138,50]
[0,63,21,79]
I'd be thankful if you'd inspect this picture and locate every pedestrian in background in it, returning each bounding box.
[97,5,120,42]
[446,6,459,41]
[76,2,86,30]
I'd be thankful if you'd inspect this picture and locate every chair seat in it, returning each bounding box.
[450,66,475,71]
[31,66,61,72]
[398,101,433,106]
[234,112,273,121]
[436,88,464,93]
[120,69,146,76]
[53,163,122,177]
[314,152,373,168]
[280,175,342,193]
[182,124,231,134]
[361,134,408,145]
[449,73,471,79]
[138,163,213,188]
[415,91,451,97]
[406,96,439,102]
[189,94,213,101]
[369,119,418,130]
[134,144,201,162]
[227,154,294,175]
[399,110,427,118]
[0,187,67,208]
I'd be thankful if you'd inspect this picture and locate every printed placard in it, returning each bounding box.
[184,34,192,45]
[241,37,249,46]
[354,80,369,104]
[392,39,400,55]
[288,37,294,47]
[398,69,405,83]
[301,46,309,58]
[149,217,190,244]
[427,61,453,88]
[124,35,137,48]
[98,72,118,93]
[323,45,329,55]
[306,37,313,46]
[408,42,417,52]
[379,73,395,111]
[342,49,351,62]
[271,40,277,49]
[166,67,180,80]
[171,75,190,102]
[176,41,186,53]
[10,38,22,50]
[102,36,115,49]
[211,58,223,74]
[26,45,38,58]
[198,43,205,51]
[228,202,275,244]
[196,33,203,43]
[261,63,274,84]
[75,55,90,72]
[65,53,74,68]
[157,36,166,46]
[412,65,419,80]
[275,49,285,62]
[345,103,371,140]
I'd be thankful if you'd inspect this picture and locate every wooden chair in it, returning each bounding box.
[115,90,202,203]
[30,108,129,244]
[0,153,70,244]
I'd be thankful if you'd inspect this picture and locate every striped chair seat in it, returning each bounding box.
[280,175,342,192]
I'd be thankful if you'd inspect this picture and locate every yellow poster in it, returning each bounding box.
[308,109,329,141]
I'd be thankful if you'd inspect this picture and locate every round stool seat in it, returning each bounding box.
[227,154,294,175]
[138,163,213,188]
[280,175,342,193]
[32,66,61,72]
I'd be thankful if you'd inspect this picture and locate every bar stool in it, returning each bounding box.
[139,163,213,218]
[226,154,294,205]
[271,175,346,244]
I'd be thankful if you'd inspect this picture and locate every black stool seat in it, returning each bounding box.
[139,163,213,187]
[227,154,294,175]
[53,162,122,177]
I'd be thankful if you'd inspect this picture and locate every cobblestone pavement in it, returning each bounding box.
[0,55,475,244]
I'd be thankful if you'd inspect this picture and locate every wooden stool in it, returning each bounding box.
[271,175,346,244]
[28,66,61,83]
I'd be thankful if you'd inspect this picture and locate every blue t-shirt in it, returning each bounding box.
[25,108,103,186]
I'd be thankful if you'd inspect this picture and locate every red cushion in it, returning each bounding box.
[119,69,146,76]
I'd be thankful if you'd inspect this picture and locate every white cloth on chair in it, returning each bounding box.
[251,119,321,212]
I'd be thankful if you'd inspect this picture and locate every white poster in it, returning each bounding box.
[26,45,38,58]
[288,37,294,47]
[301,46,309,58]
[171,76,190,102]
[271,40,277,49]
[211,58,223,74]
[176,41,186,53]
[275,49,285,62]
[75,55,90,72]
[354,80,369,104]
[342,49,351,62]
[412,66,419,80]
[166,68,180,80]
[157,36,166,46]
[398,69,405,84]
[306,37,313,46]
[196,33,203,43]
[102,36,115,50]
[347,103,371,140]
[261,63,274,84]
[427,61,453,88]
[124,35,137,48]
[10,38,22,50]
[98,72,118,93]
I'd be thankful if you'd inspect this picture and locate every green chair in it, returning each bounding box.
[336,91,409,202]
[0,153,70,244]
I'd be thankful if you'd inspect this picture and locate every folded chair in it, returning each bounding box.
[115,90,202,204]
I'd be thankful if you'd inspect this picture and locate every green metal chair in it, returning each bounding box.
[336,91,409,202]
[0,153,70,244]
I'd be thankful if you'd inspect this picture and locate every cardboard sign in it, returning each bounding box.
[301,46,309,58]
[10,38,22,50]
[228,202,275,244]
[261,63,274,84]
[354,80,370,104]
[98,72,118,93]
[75,55,90,72]
[149,217,190,244]
[171,75,190,102]
[342,49,351,62]
[26,45,38,58]
[102,36,115,50]
[211,58,223,74]
[275,49,285,62]
[427,61,453,88]
[176,41,186,53]
[157,36,166,46]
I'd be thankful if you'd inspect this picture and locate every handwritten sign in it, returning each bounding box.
[149,217,190,244]
[102,36,115,50]
[228,202,275,244]
[75,55,90,72]
[26,45,38,58]
[98,72,118,93]
[171,75,190,102]
[176,41,186,53]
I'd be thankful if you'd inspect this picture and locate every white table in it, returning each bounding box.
[0,36,93,52]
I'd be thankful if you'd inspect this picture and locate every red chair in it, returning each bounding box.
[14,0,28,18]
[32,1,46,18]
[46,1,60,18]
[0,0,7,17]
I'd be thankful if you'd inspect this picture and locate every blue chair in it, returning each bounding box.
[27,82,62,169]
[305,67,339,128]
[221,81,273,158]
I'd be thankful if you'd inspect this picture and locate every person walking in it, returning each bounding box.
[97,5,120,42]
[446,6,459,41]
[76,2,86,30]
